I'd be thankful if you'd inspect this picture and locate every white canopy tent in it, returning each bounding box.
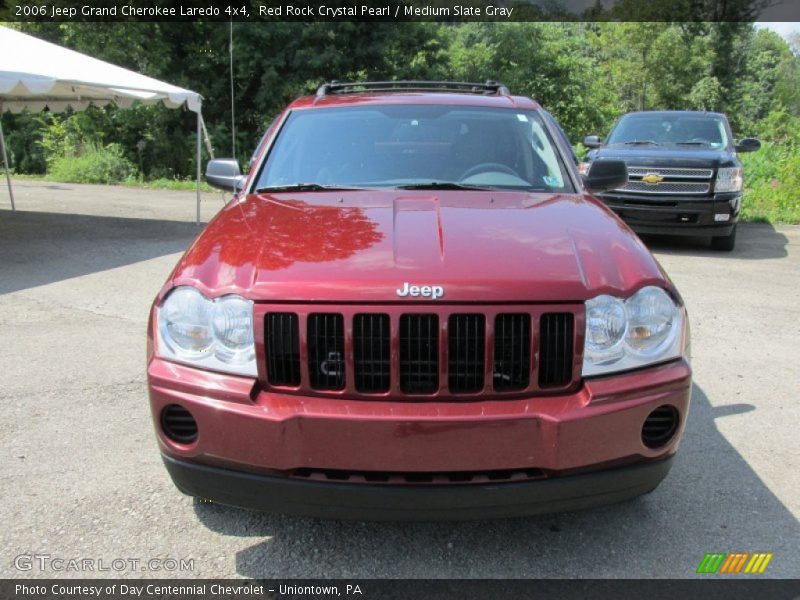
[0,25,209,223]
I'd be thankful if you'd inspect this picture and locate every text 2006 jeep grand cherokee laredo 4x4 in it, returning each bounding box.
[147,81,691,520]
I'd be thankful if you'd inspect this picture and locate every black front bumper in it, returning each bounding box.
[599,192,740,237]
[163,454,675,521]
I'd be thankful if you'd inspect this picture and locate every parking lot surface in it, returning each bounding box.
[1,180,798,578]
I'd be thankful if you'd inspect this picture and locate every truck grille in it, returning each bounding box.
[307,313,345,390]
[448,314,485,393]
[626,166,713,179]
[618,181,710,194]
[353,314,391,393]
[615,165,714,195]
[493,313,531,391]
[260,305,580,400]
[399,314,440,394]
[265,312,301,387]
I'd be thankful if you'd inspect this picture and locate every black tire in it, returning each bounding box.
[711,225,736,251]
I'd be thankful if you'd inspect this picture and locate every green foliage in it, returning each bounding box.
[47,143,137,184]
[740,141,800,224]
[121,178,215,192]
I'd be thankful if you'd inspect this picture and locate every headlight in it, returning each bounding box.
[584,295,626,364]
[156,286,256,376]
[582,286,685,377]
[159,287,214,357]
[212,295,255,364]
[715,167,742,193]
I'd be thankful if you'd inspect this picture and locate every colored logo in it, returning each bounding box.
[696,552,773,574]
[641,173,664,184]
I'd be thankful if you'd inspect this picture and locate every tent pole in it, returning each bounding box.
[0,119,15,211]
[196,111,201,226]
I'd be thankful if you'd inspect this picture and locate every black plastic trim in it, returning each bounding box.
[163,454,674,521]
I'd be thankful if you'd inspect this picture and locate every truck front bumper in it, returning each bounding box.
[598,191,740,236]
[148,357,691,520]
[164,453,674,521]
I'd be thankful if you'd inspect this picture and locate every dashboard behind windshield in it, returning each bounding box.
[254,105,574,193]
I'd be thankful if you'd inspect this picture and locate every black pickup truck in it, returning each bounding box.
[584,111,760,251]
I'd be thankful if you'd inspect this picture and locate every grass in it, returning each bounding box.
[121,178,215,192]
[739,142,800,224]
[7,173,215,193]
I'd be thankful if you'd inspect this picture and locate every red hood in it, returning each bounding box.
[169,190,672,303]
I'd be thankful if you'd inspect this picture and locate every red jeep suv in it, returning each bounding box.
[147,81,691,520]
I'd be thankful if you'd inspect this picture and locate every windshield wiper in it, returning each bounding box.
[395,182,496,191]
[254,183,370,193]
[622,140,658,146]
[674,141,711,146]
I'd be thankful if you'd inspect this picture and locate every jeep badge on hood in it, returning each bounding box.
[396,282,445,299]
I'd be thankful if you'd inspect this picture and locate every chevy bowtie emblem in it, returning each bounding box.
[642,173,664,184]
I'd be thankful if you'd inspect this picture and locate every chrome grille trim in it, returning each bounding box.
[616,181,711,195]
[627,166,714,179]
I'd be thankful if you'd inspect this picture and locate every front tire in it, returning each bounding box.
[711,224,736,251]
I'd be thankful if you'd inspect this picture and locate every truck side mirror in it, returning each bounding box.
[205,159,246,192]
[735,138,761,153]
[583,135,602,149]
[582,160,628,193]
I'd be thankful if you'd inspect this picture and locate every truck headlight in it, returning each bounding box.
[212,296,256,364]
[157,286,256,376]
[715,167,742,193]
[583,286,685,377]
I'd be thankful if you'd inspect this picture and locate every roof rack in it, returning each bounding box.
[316,80,511,97]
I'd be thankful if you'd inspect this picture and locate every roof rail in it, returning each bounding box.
[316,80,511,97]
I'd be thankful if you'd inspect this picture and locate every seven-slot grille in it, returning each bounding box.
[614,164,714,195]
[262,307,578,399]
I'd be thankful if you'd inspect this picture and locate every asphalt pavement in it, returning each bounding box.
[1,179,797,579]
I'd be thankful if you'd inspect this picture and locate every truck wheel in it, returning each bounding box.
[711,225,736,251]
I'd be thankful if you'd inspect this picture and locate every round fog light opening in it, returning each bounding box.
[161,404,198,444]
[641,405,679,449]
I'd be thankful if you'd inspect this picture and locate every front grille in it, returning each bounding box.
[538,313,574,388]
[353,314,391,393]
[448,314,485,393]
[262,306,579,399]
[617,181,711,194]
[307,313,345,390]
[493,313,531,391]
[265,313,301,386]
[627,166,713,179]
[400,314,439,394]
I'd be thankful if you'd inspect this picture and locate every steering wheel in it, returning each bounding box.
[459,162,521,181]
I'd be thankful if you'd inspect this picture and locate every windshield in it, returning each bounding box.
[254,105,573,193]
[606,114,730,148]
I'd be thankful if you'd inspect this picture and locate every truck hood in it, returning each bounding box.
[588,145,738,169]
[170,190,671,303]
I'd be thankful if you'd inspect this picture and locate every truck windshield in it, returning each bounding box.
[606,114,730,148]
[254,105,573,193]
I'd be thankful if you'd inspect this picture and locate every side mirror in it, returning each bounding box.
[735,138,761,153]
[205,159,246,192]
[582,159,628,193]
[583,135,602,149]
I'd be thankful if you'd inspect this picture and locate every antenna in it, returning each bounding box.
[229,21,237,162]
